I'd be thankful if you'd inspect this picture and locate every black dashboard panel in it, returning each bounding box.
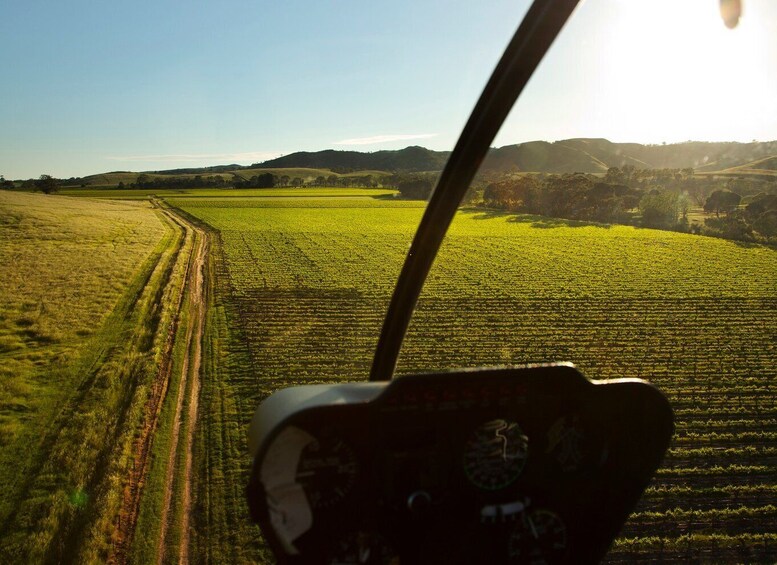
[247,364,673,564]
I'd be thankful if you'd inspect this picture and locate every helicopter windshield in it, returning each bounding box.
[0,1,775,563]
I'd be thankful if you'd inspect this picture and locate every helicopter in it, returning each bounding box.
[245,1,748,563]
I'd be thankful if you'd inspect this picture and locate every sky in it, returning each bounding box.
[1,0,776,179]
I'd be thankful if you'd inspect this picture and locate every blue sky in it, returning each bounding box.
[2,0,776,179]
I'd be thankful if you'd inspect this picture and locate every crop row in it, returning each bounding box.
[170,201,777,299]
[621,504,777,537]
[172,198,777,563]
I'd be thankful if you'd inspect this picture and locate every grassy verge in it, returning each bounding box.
[0,197,185,562]
[128,216,198,564]
[75,208,187,563]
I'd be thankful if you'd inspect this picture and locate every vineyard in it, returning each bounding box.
[170,194,777,563]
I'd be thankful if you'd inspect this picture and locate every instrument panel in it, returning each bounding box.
[247,364,673,564]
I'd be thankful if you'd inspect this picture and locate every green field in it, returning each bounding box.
[169,195,777,562]
[1,188,775,562]
[57,186,396,200]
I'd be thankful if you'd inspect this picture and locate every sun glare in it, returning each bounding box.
[595,0,775,142]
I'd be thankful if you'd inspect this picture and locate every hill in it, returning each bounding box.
[253,145,449,173]
[43,139,777,188]
[715,154,777,177]
[254,139,777,175]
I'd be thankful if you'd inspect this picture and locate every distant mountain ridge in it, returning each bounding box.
[254,146,449,173]
[252,138,777,175]
[73,139,777,185]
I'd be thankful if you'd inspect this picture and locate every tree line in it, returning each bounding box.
[481,167,777,242]
[6,174,60,193]
[126,172,387,189]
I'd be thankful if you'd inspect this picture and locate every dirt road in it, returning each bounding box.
[110,205,209,565]
[156,214,208,565]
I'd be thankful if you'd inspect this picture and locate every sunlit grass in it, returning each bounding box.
[0,191,172,560]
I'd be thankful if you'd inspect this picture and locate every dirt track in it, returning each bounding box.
[110,205,208,565]
[157,215,207,565]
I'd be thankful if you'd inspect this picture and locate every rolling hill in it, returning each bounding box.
[43,139,777,188]
[255,139,777,175]
[253,145,449,173]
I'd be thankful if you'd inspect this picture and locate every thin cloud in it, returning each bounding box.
[333,133,437,146]
[105,151,283,163]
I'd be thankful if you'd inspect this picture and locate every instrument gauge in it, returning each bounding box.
[508,509,568,564]
[463,419,529,490]
[328,531,398,565]
[296,435,359,509]
[545,413,608,474]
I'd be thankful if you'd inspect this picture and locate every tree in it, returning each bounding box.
[753,210,777,238]
[604,167,625,185]
[397,178,433,200]
[539,174,592,218]
[704,212,755,242]
[35,174,59,194]
[703,190,741,217]
[254,173,275,188]
[483,176,540,212]
[687,179,710,207]
[580,182,635,223]
[745,194,777,238]
[745,193,777,220]
[678,192,690,220]
[639,191,680,229]
[239,173,275,188]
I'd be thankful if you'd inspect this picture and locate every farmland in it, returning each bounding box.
[0,190,221,564]
[56,186,396,200]
[168,194,777,563]
[0,186,774,562]
[0,192,178,561]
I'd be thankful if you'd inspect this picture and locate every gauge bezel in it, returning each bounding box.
[462,418,530,491]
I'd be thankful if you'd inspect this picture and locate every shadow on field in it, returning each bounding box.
[459,207,610,229]
[527,217,611,229]
[731,239,771,250]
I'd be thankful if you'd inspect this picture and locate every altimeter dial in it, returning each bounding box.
[463,419,529,490]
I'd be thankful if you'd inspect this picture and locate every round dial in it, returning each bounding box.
[296,436,358,509]
[328,531,398,565]
[463,419,529,490]
[545,413,607,474]
[508,509,568,564]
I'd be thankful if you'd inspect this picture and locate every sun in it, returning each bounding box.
[495,0,777,146]
[594,0,776,142]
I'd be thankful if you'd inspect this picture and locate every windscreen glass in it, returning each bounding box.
[400,1,777,561]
